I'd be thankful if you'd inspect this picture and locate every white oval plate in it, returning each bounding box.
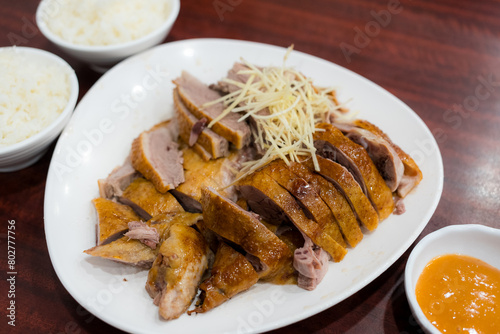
[44,38,443,334]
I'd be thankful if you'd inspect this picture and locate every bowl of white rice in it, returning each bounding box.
[0,47,78,172]
[36,0,180,71]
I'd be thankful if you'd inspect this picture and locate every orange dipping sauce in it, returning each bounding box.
[415,254,500,333]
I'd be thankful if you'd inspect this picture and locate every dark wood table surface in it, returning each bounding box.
[1,0,500,333]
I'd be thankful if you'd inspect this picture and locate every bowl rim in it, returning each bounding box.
[35,0,180,52]
[0,46,79,155]
[404,224,500,334]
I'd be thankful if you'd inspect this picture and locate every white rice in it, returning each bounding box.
[0,48,70,147]
[40,0,171,46]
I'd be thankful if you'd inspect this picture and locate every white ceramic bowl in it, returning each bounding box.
[36,0,180,71]
[0,47,79,172]
[404,224,500,334]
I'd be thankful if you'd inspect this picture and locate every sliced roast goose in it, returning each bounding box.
[314,123,394,220]
[201,186,292,279]
[84,212,202,268]
[191,242,259,313]
[92,197,141,245]
[145,224,210,320]
[288,160,364,248]
[213,62,254,94]
[130,121,184,193]
[84,236,157,268]
[238,171,342,261]
[171,147,240,213]
[173,88,229,159]
[124,221,160,249]
[120,177,184,219]
[334,122,404,192]
[174,71,251,149]
[315,155,379,231]
[353,119,423,198]
[259,159,348,260]
[97,156,139,199]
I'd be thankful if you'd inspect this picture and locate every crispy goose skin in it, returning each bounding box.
[84,237,157,268]
[92,198,141,245]
[259,221,302,285]
[260,159,348,260]
[269,228,302,285]
[201,186,292,278]
[238,171,341,261]
[84,213,202,268]
[315,155,378,231]
[334,122,404,192]
[131,121,184,193]
[191,242,259,313]
[172,148,240,212]
[289,160,364,248]
[174,71,251,149]
[189,142,213,161]
[314,123,394,220]
[145,224,210,320]
[149,212,203,242]
[120,178,184,219]
[353,119,423,198]
[195,220,220,253]
[230,201,299,285]
[173,88,229,159]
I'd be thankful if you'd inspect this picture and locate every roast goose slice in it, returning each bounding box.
[92,197,141,245]
[174,71,251,149]
[130,121,184,193]
[172,147,241,212]
[289,160,364,248]
[191,242,259,314]
[120,177,184,219]
[97,155,139,199]
[173,88,229,159]
[145,224,210,320]
[259,159,348,254]
[238,171,344,262]
[334,122,404,193]
[201,186,292,279]
[314,123,394,220]
[84,236,157,268]
[84,212,202,268]
[352,119,423,198]
[315,155,379,232]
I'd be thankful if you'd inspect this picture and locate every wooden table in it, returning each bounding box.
[1,0,499,333]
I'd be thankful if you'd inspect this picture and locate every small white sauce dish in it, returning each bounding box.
[35,0,180,72]
[404,224,500,334]
[0,47,79,172]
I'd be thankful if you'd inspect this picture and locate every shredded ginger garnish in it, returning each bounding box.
[204,46,347,182]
